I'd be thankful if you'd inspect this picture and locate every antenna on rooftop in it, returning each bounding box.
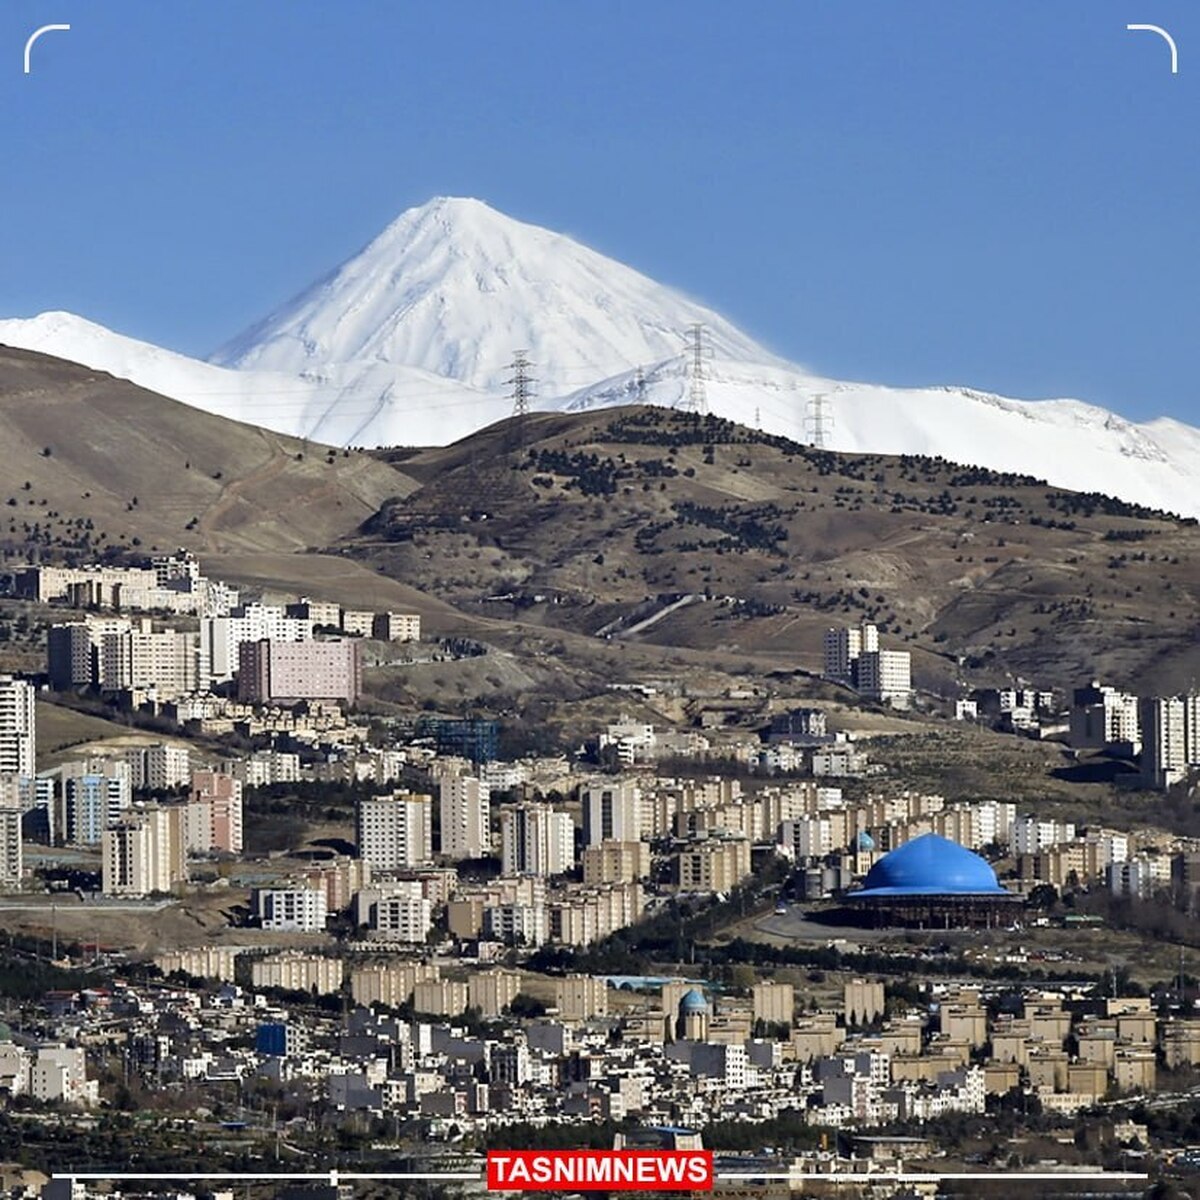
[805,391,832,449]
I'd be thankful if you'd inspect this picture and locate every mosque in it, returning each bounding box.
[845,832,1021,928]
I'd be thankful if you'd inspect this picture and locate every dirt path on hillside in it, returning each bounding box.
[198,440,293,552]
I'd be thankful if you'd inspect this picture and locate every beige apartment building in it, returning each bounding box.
[675,834,751,891]
[555,974,609,1022]
[467,969,521,1017]
[251,953,343,995]
[752,982,795,1028]
[581,840,650,884]
[101,805,187,897]
[349,961,440,1009]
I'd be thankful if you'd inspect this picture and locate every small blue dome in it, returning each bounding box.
[856,833,1006,896]
[856,830,876,851]
[679,988,709,1013]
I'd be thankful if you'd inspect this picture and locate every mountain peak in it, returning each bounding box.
[211,197,773,394]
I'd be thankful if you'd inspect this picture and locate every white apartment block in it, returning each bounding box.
[0,676,36,778]
[1141,696,1188,789]
[581,779,643,846]
[1011,815,1077,856]
[47,617,133,689]
[500,803,575,877]
[484,902,549,946]
[370,894,434,941]
[481,760,528,791]
[225,750,301,787]
[438,775,491,859]
[98,621,201,698]
[341,609,375,637]
[254,884,328,932]
[201,604,312,684]
[27,1045,97,1107]
[0,795,22,888]
[101,805,187,897]
[598,720,657,767]
[17,558,235,617]
[1186,693,1200,767]
[781,816,833,860]
[285,598,342,628]
[356,791,433,869]
[856,649,913,709]
[123,743,191,791]
[1108,855,1171,900]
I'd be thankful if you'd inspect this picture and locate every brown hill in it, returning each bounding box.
[0,343,417,556]
[0,344,479,624]
[349,406,1200,695]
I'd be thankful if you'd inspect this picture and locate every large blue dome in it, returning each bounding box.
[856,833,1007,896]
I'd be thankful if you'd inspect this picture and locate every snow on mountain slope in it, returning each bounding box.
[3,199,1199,517]
[561,358,1200,517]
[0,311,497,446]
[0,312,309,426]
[213,196,777,396]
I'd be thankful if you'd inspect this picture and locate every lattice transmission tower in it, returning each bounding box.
[505,350,536,453]
[679,323,711,415]
[805,391,833,449]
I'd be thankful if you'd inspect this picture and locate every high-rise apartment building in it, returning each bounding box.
[356,791,433,870]
[856,649,913,710]
[500,803,575,877]
[237,638,361,705]
[60,760,132,845]
[101,806,186,897]
[1070,682,1141,751]
[122,743,192,791]
[0,793,23,888]
[0,676,35,778]
[438,775,490,860]
[47,617,132,689]
[1141,696,1188,790]
[98,621,202,698]
[581,780,642,846]
[183,771,244,854]
[822,622,878,683]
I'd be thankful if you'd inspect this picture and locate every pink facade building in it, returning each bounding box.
[237,638,362,706]
[185,771,244,854]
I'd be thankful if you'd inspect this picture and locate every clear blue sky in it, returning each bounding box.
[2,0,1198,422]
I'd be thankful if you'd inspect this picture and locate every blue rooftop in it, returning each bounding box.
[855,833,1008,896]
[679,988,709,1013]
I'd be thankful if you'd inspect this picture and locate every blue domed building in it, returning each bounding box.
[847,833,1019,928]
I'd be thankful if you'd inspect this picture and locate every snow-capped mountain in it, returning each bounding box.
[213,196,777,394]
[1,196,1198,516]
[0,311,495,446]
